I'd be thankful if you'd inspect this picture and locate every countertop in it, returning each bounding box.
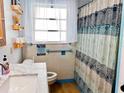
[0,63,49,93]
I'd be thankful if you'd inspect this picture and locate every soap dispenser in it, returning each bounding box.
[3,55,7,63]
[2,55,10,74]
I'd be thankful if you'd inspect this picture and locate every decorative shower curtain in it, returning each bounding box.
[75,0,122,93]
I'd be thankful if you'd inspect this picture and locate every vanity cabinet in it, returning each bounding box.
[0,0,6,46]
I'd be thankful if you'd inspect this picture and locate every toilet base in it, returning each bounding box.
[48,80,56,85]
[47,72,57,85]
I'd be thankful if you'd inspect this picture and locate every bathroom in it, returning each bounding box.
[0,0,124,93]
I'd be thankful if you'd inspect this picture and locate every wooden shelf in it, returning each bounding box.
[13,42,24,48]
[11,5,23,15]
[11,1,24,48]
[12,24,24,31]
[11,3,24,31]
[13,15,20,24]
[12,24,20,31]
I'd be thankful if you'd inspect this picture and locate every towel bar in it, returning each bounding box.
[46,49,72,53]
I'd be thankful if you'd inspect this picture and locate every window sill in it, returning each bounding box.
[30,41,70,45]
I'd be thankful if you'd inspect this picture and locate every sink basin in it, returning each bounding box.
[0,74,38,93]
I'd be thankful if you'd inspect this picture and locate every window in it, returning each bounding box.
[34,6,67,42]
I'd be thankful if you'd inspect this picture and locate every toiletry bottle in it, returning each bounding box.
[3,55,10,74]
[0,65,2,76]
[3,55,7,63]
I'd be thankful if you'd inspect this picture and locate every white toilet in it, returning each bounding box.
[47,72,58,85]
[22,59,58,85]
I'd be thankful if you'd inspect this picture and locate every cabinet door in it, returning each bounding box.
[0,0,6,46]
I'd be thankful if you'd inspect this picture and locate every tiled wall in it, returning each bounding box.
[23,44,75,80]
[0,0,22,63]
[75,0,122,93]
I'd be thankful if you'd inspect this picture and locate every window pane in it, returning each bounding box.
[60,9,67,19]
[35,20,66,31]
[48,32,60,41]
[35,7,67,19]
[35,20,47,30]
[47,20,59,30]
[35,31,47,41]
[61,32,66,41]
[34,7,67,42]
[46,8,60,19]
[35,7,46,18]
[60,20,66,30]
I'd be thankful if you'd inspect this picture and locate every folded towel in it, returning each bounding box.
[36,44,46,56]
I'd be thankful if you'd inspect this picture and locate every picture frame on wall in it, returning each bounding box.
[78,0,93,9]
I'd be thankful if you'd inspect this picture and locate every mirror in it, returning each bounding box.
[0,0,6,46]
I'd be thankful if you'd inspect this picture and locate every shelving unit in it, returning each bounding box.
[13,37,25,49]
[11,5,24,31]
[12,24,24,31]
[11,0,25,48]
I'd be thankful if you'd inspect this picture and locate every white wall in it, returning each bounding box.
[0,0,22,63]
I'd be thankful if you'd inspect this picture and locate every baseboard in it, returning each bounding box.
[56,79,75,84]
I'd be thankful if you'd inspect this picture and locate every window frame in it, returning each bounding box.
[33,5,67,44]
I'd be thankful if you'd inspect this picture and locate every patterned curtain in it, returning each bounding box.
[75,0,122,93]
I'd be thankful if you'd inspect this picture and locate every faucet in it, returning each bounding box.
[0,62,9,75]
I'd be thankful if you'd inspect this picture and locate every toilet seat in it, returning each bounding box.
[47,72,57,80]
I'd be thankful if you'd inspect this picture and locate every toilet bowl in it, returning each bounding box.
[47,72,57,85]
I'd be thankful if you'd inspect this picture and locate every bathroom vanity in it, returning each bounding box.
[0,63,49,93]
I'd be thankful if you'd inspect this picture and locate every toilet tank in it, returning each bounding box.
[23,59,34,64]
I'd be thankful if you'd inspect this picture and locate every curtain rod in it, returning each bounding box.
[78,0,93,9]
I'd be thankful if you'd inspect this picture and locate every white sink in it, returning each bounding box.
[0,74,38,93]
